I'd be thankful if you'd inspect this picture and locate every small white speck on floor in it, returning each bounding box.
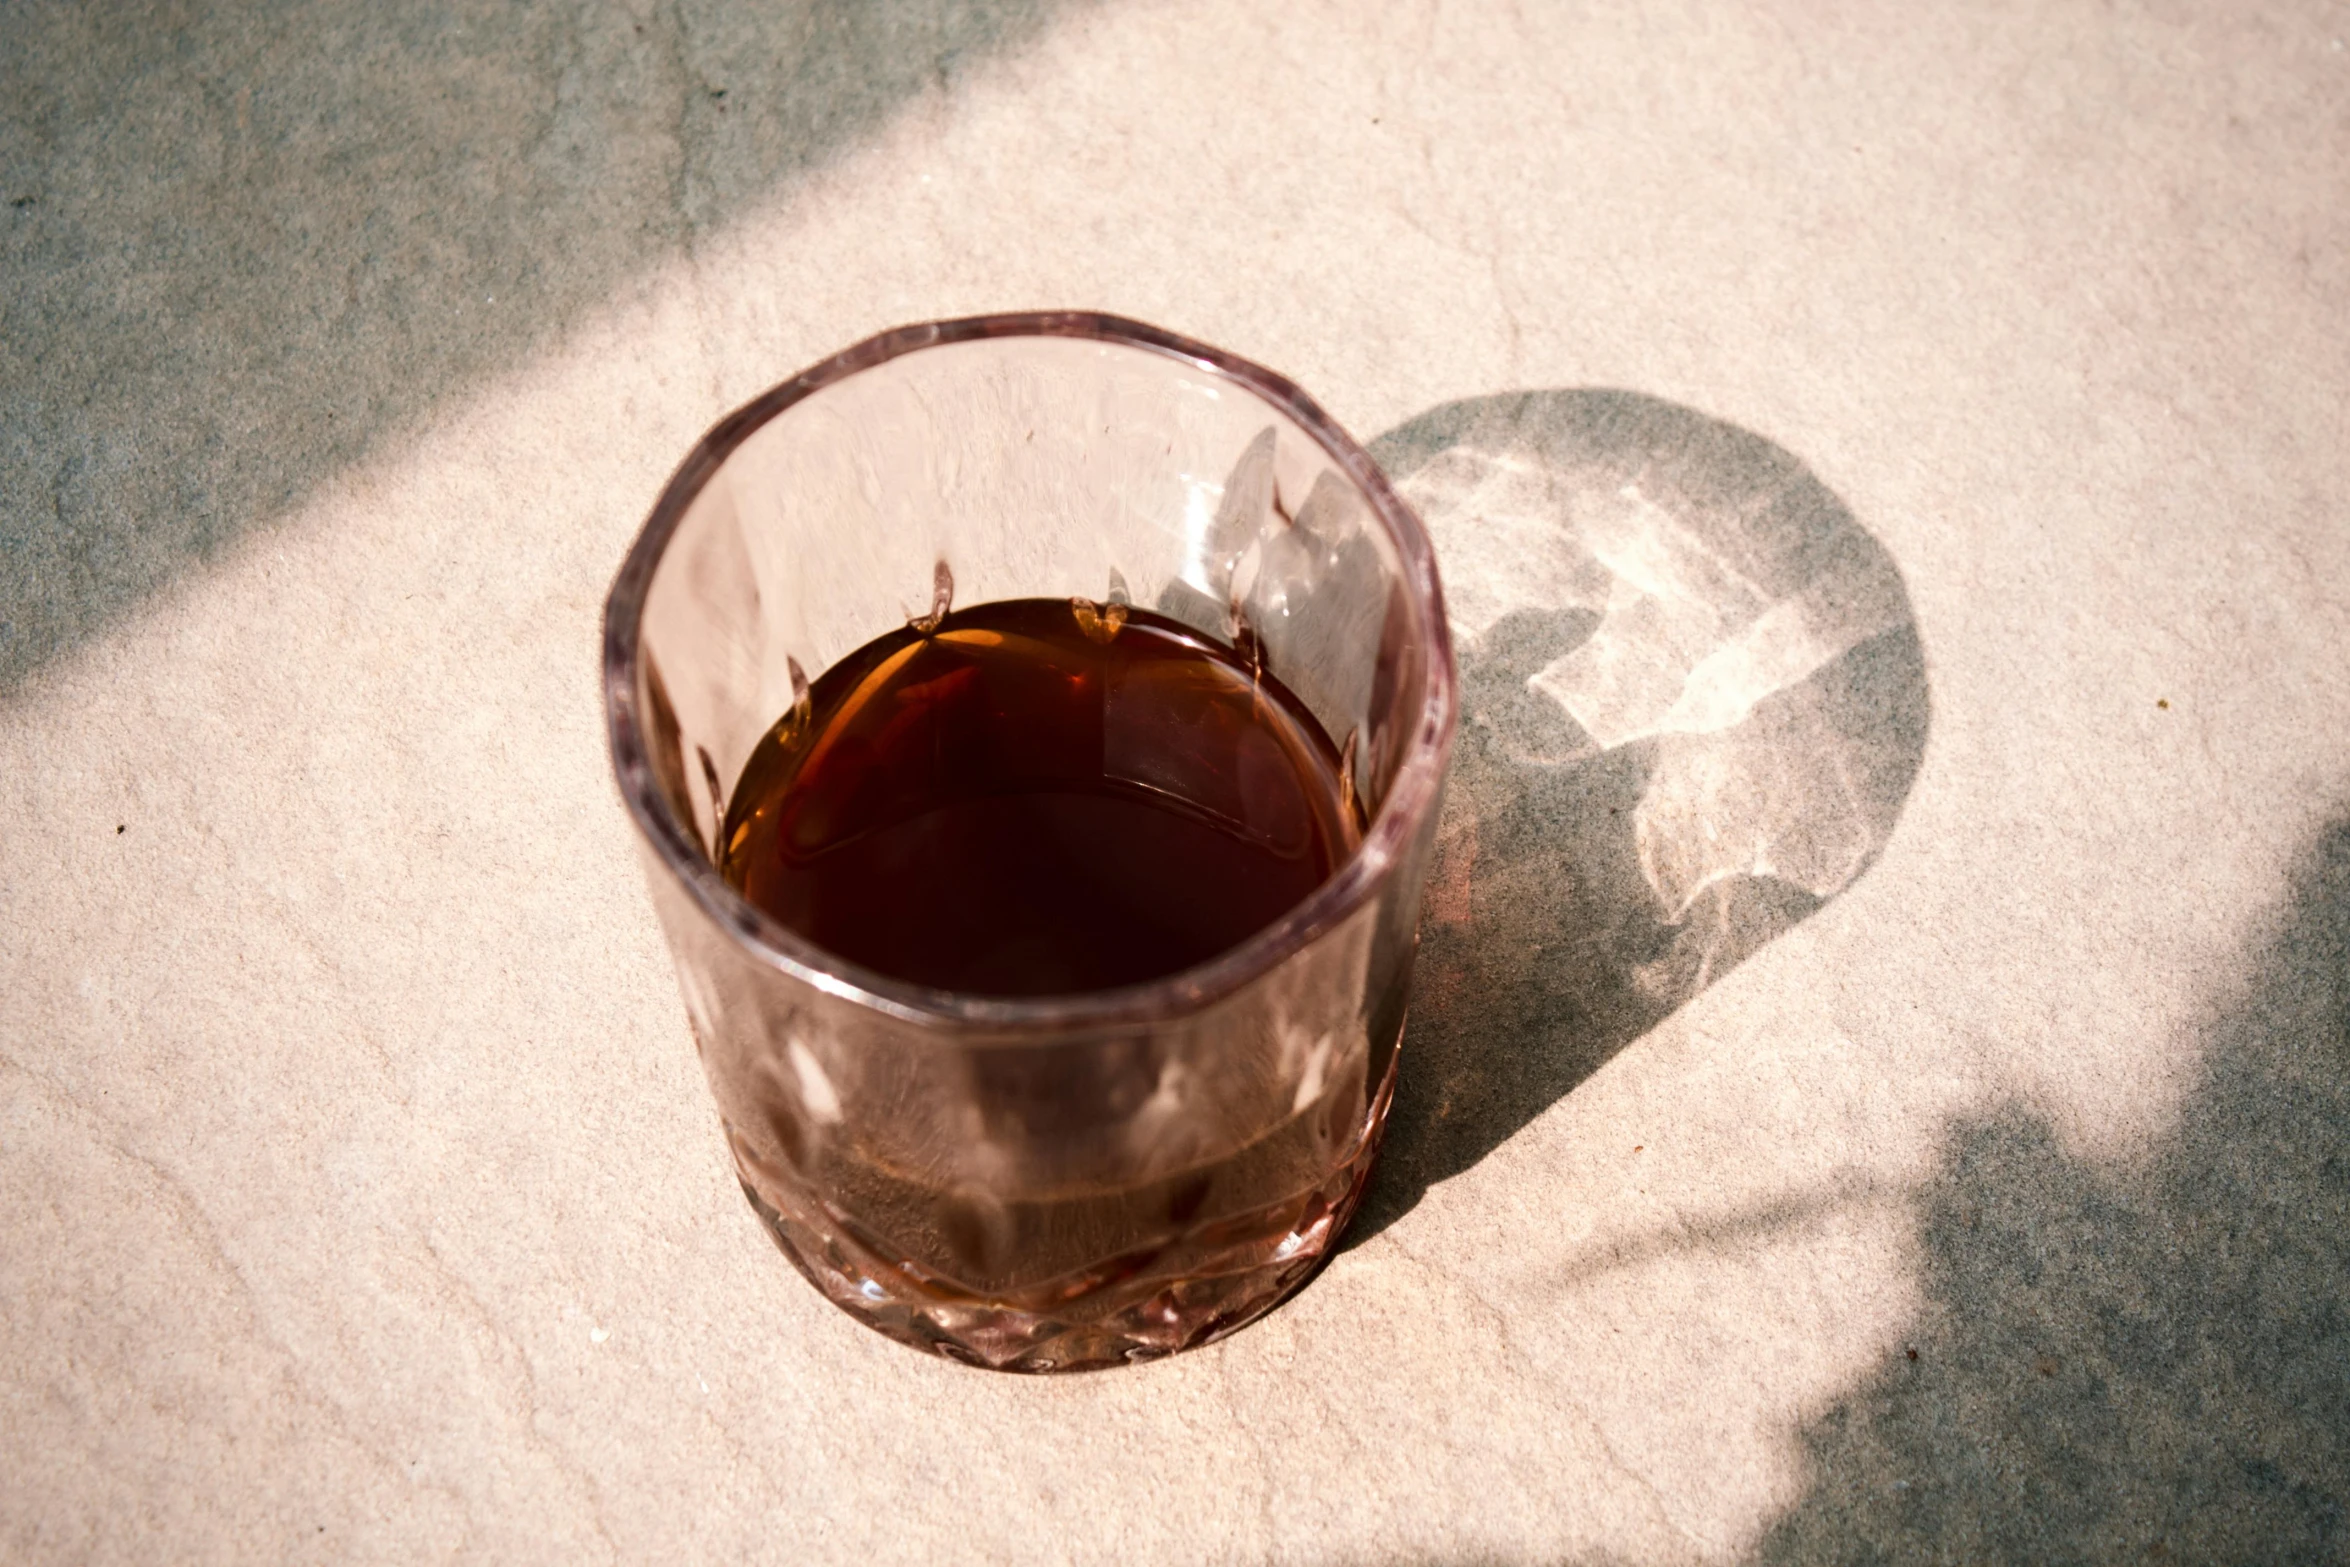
[698,1375,710,1393]
[590,1326,610,1344]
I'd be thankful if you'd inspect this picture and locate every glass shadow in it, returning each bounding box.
[1350,389,1932,1241]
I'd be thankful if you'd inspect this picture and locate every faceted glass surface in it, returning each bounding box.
[605,314,1456,1371]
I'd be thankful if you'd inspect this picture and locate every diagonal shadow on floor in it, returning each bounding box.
[1755,811,2350,1564]
[1348,389,1931,1243]
[0,0,1089,694]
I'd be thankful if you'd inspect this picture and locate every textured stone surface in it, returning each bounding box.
[4,1,2348,1560]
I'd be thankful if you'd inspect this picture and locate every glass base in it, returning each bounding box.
[737,1054,1396,1373]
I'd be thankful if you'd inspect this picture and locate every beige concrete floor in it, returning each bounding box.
[5,1,2348,1560]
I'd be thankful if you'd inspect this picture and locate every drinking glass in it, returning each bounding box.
[604,313,1457,1371]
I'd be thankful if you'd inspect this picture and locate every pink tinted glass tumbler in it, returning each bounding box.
[604,314,1456,1371]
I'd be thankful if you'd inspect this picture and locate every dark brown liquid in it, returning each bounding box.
[720,597,1360,996]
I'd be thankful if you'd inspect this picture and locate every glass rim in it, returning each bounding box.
[603,311,1458,1032]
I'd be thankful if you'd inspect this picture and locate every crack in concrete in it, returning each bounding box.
[1371,1221,1715,1558]
[1541,1173,1911,1290]
[413,1228,623,1563]
[1212,1350,1282,1558]
[0,1048,476,1540]
[661,0,720,404]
